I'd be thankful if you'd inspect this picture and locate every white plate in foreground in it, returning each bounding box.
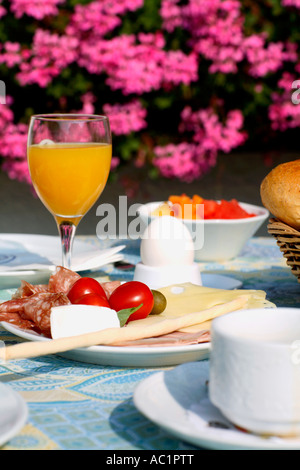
[0,272,242,367]
[0,322,210,367]
[0,382,28,448]
[134,361,300,450]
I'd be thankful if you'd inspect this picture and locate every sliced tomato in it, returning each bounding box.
[168,194,255,220]
[203,199,218,218]
[108,281,154,323]
[215,199,255,219]
[68,277,107,304]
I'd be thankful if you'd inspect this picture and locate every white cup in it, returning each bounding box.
[209,308,300,437]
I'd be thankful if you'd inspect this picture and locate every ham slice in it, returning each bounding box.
[112,330,210,347]
[101,280,121,298]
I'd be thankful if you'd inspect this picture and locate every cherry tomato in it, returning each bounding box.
[68,277,107,304]
[73,293,111,308]
[109,281,154,322]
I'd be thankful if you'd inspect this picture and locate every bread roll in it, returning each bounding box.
[260,159,300,230]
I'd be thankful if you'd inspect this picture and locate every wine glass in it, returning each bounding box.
[27,114,112,269]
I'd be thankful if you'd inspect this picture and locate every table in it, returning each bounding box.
[0,235,297,451]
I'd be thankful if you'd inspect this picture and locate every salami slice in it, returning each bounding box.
[12,280,49,299]
[0,291,70,336]
[48,266,81,294]
[0,296,40,330]
[0,296,32,314]
[0,312,35,330]
[22,292,70,337]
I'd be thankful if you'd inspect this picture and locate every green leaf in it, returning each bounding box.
[117,304,143,327]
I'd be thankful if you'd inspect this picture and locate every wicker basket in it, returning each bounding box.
[268,217,300,282]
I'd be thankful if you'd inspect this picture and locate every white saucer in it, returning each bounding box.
[134,362,300,450]
[0,382,28,447]
[201,273,242,290]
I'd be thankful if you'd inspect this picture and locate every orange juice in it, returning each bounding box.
[28,142,112,223]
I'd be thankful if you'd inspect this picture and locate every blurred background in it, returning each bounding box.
[0,0,300,237]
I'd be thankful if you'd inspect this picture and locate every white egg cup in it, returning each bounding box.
[133,262,202,290]
[136,215,201,289]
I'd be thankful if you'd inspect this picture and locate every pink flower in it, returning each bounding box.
[154,106,247,182]
[153,143,204,182]
[161,51,198,85]
[268,71,300,130]
[10,0,65,19]
[160,0,297,76]
[0,0,6,17]
[76,92,96,115]
[103,100,147,135]
[2,158,31,184]
[0,98,29,183]
[177,0,245,74]
[1,0,299,186]
[79,33,198,95]
[110,157,120,171]
[67,0,144,37]
[282,0,300,7]
[244,37,296,77]
[0,42,22,67]
[16,29,79,87]
[160,0,183,32]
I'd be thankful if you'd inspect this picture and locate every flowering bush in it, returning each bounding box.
[0,0,300,184]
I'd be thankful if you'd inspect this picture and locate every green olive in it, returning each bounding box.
[150,290,167,315]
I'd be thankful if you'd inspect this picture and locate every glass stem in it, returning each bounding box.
[58,221,76,269]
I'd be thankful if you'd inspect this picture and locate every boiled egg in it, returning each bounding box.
[140,216,194,266]
[50,305,120,340]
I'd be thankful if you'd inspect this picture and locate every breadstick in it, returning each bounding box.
[0,295,249,361]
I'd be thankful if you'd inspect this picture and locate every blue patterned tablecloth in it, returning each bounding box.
[0,235,298,450]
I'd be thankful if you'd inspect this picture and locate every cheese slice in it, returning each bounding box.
[127,283,275,332]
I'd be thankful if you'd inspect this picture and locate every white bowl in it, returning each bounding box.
[137,201,269,261]
[209,308,300,437]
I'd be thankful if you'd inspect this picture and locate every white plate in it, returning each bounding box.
[134,361,300,450]
[0,272,241,367]
[0,382,28,448]
[0,322,210,367]
[0,234,96,288]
